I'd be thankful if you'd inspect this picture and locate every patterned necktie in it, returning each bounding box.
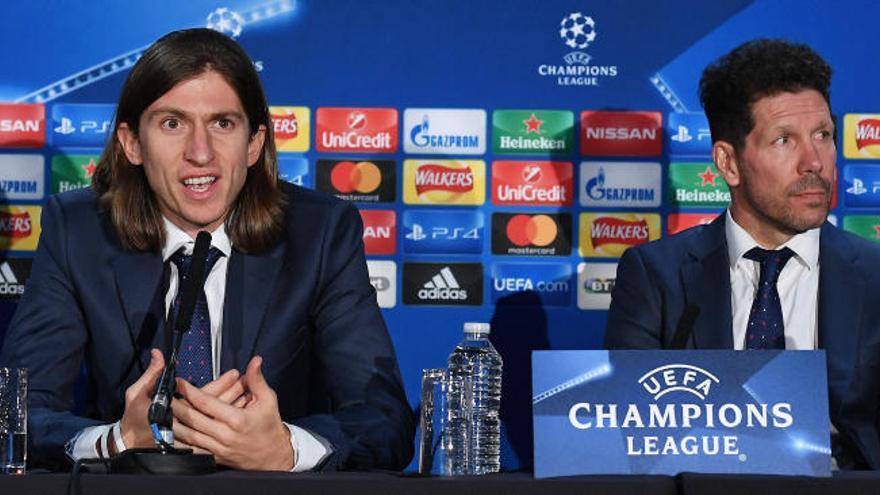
[168,246,224,387]
[743,246,795,350]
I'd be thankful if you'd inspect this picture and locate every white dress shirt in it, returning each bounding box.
[68,219,330,470]
[725,210,820,350]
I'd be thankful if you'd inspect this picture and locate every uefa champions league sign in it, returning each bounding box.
[532,351,831,478]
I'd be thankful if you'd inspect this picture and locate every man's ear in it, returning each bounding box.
[116,123,143,165]
[246,125,266,168]
[713,141,740,188]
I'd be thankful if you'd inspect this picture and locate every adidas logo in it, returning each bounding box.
[0,261,24,295]
[418,266,468,300]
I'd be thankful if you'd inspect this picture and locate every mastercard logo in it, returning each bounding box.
[330,161,382,194]
[506,214,557,247]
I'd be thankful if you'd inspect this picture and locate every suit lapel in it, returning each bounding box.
[681,216,734,349]
[221,243,286,372]
[818,224,863,392]
[111,250,165,371]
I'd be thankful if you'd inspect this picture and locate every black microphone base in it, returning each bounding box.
[110,448,216,475]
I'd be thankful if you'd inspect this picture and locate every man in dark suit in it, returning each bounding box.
[605,39,880,469]
[0,28,413,471]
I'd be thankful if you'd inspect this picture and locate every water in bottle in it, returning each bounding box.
[447,322,502,474]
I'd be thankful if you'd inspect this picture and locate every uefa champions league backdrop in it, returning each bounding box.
[2,0,880,471]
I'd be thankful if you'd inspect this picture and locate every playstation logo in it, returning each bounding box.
[847,178,868,195]
[405,223,427,241]
[670,125,692,143]
[54,118,76,135]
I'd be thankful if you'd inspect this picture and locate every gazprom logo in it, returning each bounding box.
[638,364,720,400]
[579,161,661,207]
[403,109,486,155]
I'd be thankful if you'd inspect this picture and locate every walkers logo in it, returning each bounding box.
[579,213,660,258]
[492,213,572,256]
[403,262,483,306]
[359,209,396,255]
[402,210,483,254]
[269,106,310,152]
[577,262,617,310]
[490,263,572,306]
[315,107,397,153]
[0,103,45,148]
[843,114,880,159]
[316,159,395,203]
[51,154,97,194]
[403,109,486,155]
[492,110,574,155]
[0,258,31,300]
[0,154,44,200]
[842,164,880,207]
[842,216,880,243]
[0,206,41,251]
[580,111,662,156]
[403,160,485,205]
[49,103,114,147]
[367,260,396,308]
[278,157,311,188]
[668,163,730,207]
[667,213,720,235]
[580,161,661,208]
[668,112,712,156]
[492,161,572,206]
[536,12,619,87]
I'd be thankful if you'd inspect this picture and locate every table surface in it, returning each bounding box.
[3,471,880,495]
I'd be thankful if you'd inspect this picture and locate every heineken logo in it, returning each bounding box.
[669,163,730,207]
[52,154,99,194]
[493,110,574,154]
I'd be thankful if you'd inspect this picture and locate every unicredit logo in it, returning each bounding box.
[316,107,398,153]
[855,118,880,150]
[331,161,381,193]
[0,211,32,238]
[492,161,572,206]
[419,266,467,300]
[591,217,648,247]
[415,164,474,195]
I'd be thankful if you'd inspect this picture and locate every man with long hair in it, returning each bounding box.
[0,28,414,471]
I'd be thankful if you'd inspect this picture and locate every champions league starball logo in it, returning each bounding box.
[537,12,618,87]
[207,7,245,39]
[559,12,596,51]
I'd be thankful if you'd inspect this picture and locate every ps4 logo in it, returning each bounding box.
[405,223,479,241]
[54,117,112,135]
[670,125,710,144]
[845,178,880,196]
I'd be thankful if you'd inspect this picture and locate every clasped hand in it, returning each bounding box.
[119,350,294,471]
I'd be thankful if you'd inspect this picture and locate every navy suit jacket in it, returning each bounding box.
[0,182,414,471]
[605,215,880,469]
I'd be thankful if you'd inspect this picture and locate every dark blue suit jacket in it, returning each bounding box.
[605,215,880,469]
[0,182,414,471]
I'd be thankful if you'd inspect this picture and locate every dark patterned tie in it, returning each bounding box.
[168,247,224,387]
[743,247,795,350]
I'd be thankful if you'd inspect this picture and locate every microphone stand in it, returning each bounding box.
[110,232,217,475]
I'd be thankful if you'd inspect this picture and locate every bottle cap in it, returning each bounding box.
[464,322,491,336]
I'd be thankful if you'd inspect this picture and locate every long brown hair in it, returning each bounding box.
[92,28,285,254]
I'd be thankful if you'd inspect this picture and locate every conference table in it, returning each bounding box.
[4,470,880,495]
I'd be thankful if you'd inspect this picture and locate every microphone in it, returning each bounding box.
[148,231,212,449]
[670,305,700,350]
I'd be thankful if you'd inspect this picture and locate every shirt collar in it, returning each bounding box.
[724,209,820,270]
[161,217,232,262]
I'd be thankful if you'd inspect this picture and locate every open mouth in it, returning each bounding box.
[183,176,217,193]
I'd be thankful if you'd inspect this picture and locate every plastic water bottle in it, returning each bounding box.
[447,322,503,474]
